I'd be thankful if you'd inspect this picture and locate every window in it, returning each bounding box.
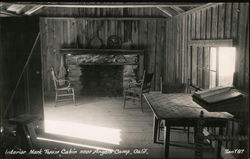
[209,48,217,88]
[190,45,236,90]
[209,47,236,88]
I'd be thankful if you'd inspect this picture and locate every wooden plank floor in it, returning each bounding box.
[39,96,215,159]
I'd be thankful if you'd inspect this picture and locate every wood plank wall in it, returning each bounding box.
[164,3,249,92]
[40,8,166,93]
[164,3,249,156]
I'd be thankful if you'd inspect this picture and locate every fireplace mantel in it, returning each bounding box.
[60,48,144,55]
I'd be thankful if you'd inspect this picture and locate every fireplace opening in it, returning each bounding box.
[80,65,123,96]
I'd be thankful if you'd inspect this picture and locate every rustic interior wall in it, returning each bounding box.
[163,3,249,92]
[40,3,248,98]
[40,9,166,94]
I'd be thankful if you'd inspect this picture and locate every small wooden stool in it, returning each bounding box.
[8,114,40,150]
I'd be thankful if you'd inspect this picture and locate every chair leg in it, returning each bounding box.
[140,95,143,112]
[153,116,159,143]
[55,92,58,107]
[158,120,165,142]
[123,96,126,110]
[72,89,76,106]
[157,120,162,141]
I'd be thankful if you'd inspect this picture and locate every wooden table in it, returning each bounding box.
[143,92,233,159]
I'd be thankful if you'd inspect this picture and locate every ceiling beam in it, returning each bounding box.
[0,11,11,16]
[0,10,20,16]
[24,5,43,15]
[166,7,179,15]
[3,2,205,8]
[0,14,9,17]
[173,3,223,18]
[157,7,172,17]
[42,16,168,21]
[171,6,184,13]
[188,39,234,47]
[7,4,26,14]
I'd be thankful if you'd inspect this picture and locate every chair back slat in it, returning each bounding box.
[50,67,58,89]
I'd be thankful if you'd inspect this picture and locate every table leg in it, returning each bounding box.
[164,125,170,159]
[216,127,223,159]
[153,115,159,143]
[194,125,203,159]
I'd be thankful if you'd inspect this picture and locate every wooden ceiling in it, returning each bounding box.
[0,2,207,18]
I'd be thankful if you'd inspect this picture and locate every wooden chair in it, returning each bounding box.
[194,111,248,159]
[123,71,154,112]
[51,67,76,106]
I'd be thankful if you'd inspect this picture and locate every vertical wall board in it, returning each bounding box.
[184,15,189,83]
[104,21,108,46]
[200,10,206,88]
[174,19,178,82]
[179,16,183,83]
[155,21,162,90]
[224,3,232,39]
[203,47,210,89]
[211,6,218,39]
[170,19,175,83]
[165,20,170,83]
[191,13,196,40]
[187,15,192,84]
[201,9,206,40]
[192,47,197,86]
[138,20,147,79]
[206,7,212,39]
[161,21,166,82]
[176,17,180,82]
[236,3,249,89]
[131,21,139,48]
[40,19,47,91]
[218,4,225,39]
[181,16,186,83]
[197,47,203,87]
[244,21,249,90]
[231,3,239,39]
[163,21,168,84]
[147,20,156,90]
[47,20,54,91]
[195,11,201,39]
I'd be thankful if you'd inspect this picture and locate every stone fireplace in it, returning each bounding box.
[80,65,123,96]
[63,50,143,97]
